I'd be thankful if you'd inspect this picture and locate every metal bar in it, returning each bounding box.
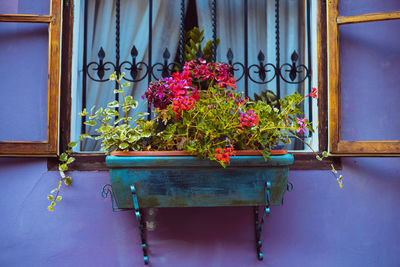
[253,181,271,261]
[115,0,120,103]
[212,0,217,62]
[81,0,88,137]
[179,0,185,66]
[306,0,313,136]
[244,0,248,97]
[130,185,149,265]
[275,0,281,104]
[147,0,153,120]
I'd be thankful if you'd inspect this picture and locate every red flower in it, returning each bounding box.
[215,146,236,164]
[307,87,318,99]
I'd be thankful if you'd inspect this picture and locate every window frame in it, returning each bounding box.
[50,0,339,171]
[327,0,400,155]
[0,0,62,156]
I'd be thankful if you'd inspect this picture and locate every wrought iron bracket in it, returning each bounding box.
[101,184,131,212]
[131,185,149,265]
[254,181,271,261]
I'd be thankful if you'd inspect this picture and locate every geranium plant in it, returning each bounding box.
[47,29,343,211]
[140,59,311,167]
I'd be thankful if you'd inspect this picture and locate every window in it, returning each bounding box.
[70,0,318,152]
[0,0,62,156]
[328,0,400,154]
[51,0,334,170]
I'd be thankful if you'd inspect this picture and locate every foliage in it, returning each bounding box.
[48,31,342,211]
[142,59,313,167]
[184,27,220,63]
[47,74,149,211]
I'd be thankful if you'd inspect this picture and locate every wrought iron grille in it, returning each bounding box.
[81,0,313,148]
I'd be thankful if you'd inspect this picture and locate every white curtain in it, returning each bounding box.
[76,0,307,151]
[79,0,182,151]
[196,0,306,99]
[196,0,306,149]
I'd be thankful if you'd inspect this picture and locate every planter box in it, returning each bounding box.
[105,151,294,263]
[106,152,294,209]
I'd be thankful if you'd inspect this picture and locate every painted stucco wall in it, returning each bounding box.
[0,157,399,267]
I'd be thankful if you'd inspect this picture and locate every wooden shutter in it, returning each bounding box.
[327,0,400,154]
[0,0,61,156]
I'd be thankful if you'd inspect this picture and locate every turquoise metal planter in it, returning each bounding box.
[105,153,294,264]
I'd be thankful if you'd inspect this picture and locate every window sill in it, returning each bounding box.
[47,152,341,171]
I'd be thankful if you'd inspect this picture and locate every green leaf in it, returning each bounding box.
[119,142,129,150]
[64,177,72,186]
[47,195,54,200]
[122,81,131,88]
[331,164,337,174]
[107,100,119,108]
[59,153,68,162]
[109,73,117,80]
[50,188,58,194]
[107,110,119,116]
[51,201,56,207]
[80,134,93,139]
[59,164,68,172]
[322,151,328,158]
[47,205,54,211]
[95,107,103,116]
[68,141,78,148]
[66,157,75,164]
[56,196,63,202]
[84,120,97,126]
[78,108,88,116]
[114,89,123,94]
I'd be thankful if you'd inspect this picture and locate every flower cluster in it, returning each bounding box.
[215,146,237,164]
[183,59,235,89]
[143,60,236,117]
[239,110,259,128]
[171,95,198,119]
[296,117,307,135]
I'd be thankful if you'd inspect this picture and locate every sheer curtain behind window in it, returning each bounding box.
[196,0,306,149]
[76,0,182,151]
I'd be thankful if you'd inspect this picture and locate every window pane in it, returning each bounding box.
[339,20,400,141]
[0,22,49,141]
[0,0,50,15]
[339,0,400,17]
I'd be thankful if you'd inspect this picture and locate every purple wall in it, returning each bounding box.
[1,114,400,264]
[0,158,399,266]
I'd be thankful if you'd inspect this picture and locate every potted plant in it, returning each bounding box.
[48,29,342,263]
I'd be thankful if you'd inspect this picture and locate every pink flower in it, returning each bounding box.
[296,117,307,135]
[239,110,259,128]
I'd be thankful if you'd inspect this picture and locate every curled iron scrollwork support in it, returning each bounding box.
[102,184,131,212]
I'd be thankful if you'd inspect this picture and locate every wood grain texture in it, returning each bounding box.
[47,152,339,171]
[46,0,62,155]
[0,14,52,23]
[337,11,400,25]
[327,0,341,153]
[337,141,400,154]
[0,0,61,156]
[317,0,329,153]
[327,0,400,155]
[108,155,293,208]
[59,0,74,153]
